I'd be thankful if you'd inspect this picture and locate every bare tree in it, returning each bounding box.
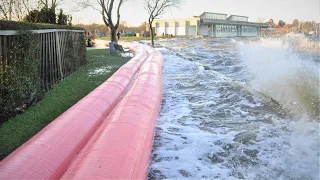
[0,0,16,20]
[145,0,181,47]
[97,0,125,43]
[79,0,126,44]
[292,19,299,27]
[0,0,37,21]
[39,0,64,10]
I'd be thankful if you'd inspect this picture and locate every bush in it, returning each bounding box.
[0,20,83,30]
[57,9,72,26]
[0,21,86,122]
[65,32,87,72]
[0,31,42,121]
[24,8,56,24]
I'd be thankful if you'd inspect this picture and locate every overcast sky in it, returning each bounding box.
[68,0,320,26]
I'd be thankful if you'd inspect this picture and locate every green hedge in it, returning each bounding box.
[0,31,42,121]
[0,20,84,30]
[0,21,86,122]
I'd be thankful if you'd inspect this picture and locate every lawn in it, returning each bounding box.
[0,49,130,160]
[96,35,172,42]
[96,36,146,41]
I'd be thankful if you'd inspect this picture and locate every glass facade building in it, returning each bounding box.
[153,12,269,37]
[215,25,258,37]
[199,12,265,37]
[241,26,258,36]
[228,16,248,22]
[200,12,227,20]
[216,25,237,37]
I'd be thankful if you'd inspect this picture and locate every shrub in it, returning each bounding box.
[0,31,42,121]
[0,20,83,30]
[0,21,86,122]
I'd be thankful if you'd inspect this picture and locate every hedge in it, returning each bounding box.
[0,21,86,122]
[0,20,84,30]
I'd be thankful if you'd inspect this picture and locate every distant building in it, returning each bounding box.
[152,12,269,37]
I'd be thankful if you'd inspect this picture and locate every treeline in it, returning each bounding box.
[299,21,317,33]
[267,18,318,33]
[75,22,146,36]
[0,0,72,25]
[291,19,317,33]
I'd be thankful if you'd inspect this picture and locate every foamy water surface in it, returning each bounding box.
[148,36,320,179]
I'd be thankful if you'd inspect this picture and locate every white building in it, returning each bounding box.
[152,12,269,37]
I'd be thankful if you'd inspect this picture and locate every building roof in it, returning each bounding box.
[228,15,249,18]
[153,17,199,22]
[200,12,228,17]
[201,18,270,27]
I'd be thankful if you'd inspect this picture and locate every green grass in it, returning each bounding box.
[0,49,130,160]
[96,36,172,42]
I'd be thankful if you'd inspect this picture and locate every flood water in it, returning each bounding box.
[147,36,320,179]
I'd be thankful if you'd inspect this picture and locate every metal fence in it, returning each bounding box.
[0,29,86,91]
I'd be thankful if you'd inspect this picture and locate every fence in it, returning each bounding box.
[0,29,86,90]
[0,29,86,121]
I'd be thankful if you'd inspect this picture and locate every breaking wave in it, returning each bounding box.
[148,36,319,179]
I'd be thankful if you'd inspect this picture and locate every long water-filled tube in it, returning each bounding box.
[0,45,148,180]
[61,51,164,179]
[121,41,153,54]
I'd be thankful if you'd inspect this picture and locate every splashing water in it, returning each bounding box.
[148,36,319,179]
[239,37,320,120]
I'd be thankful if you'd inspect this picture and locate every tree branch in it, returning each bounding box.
[144,0,181,46]
[115,0,123,29]
[0,4,9,20]
[108,0,114,19]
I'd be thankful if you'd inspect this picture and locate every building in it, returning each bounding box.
[152,12,269,37]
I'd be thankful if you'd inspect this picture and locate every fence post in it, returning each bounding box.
[55,32,63,79]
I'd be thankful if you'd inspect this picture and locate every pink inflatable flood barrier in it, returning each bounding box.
[0,45,149,180]
[61,51,164,179]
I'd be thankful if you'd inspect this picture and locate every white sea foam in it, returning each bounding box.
[239,37,319,120]
[148,37,319,179]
